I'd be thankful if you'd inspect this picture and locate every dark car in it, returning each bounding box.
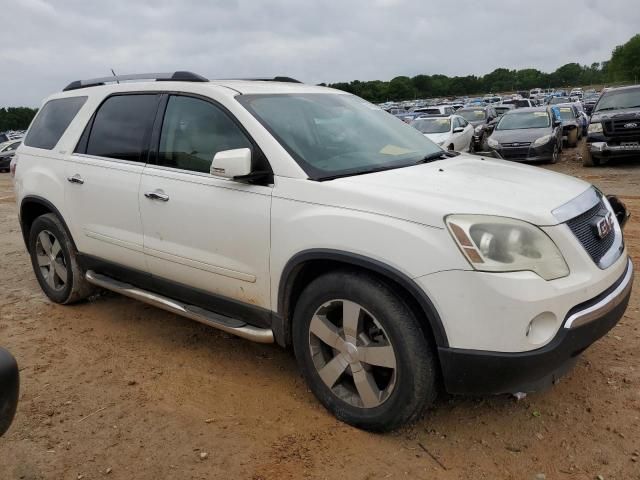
[494,104,515,117]
[0,140,21,172]
[0,347,19,437]
[556,103,582,147]
[486,107,563,163]
[584,84,640,166]
[583,93,600,115]
[456,106,499,151]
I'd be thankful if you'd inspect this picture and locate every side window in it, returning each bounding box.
[452,117,461,129]
[459,118,468,127]
[7,142,20,151]
[85,94,159,162]
[158,95,252,174]
[24,96,87,150]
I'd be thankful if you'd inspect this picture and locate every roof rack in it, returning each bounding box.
[215,76,303,84]
[62,71,208,92]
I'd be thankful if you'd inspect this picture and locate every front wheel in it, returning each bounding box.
[28,213,95,304]
[292,271,437,432]
[550,143,559,164]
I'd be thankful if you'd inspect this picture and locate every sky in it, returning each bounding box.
[1,0,639,106]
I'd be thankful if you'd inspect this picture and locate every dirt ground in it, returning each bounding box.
[0,143,639,480]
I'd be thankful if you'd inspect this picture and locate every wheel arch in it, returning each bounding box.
[19,196,77,252]
[275,249,449,350]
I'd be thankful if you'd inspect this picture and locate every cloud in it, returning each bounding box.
[0,0,638,106]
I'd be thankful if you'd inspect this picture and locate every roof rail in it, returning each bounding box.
[215,76,303,84]
[62,71,208,92]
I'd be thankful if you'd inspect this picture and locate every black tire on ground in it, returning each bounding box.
[550,142,559,164]
[448,144,454,151]
[582,148,601,167]
[567,129,578,148]
[292,270,437,432]
[28,213,95,304]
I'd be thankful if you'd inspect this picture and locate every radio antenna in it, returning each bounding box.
[111,69,119,84]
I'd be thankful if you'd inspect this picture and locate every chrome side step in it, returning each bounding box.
[85,270,274,344]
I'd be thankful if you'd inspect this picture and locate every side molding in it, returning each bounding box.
[277,249,449,347]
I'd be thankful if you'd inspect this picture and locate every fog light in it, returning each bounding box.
[526,312,558,345]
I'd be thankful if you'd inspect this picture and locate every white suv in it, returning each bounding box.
[13,72,634,431]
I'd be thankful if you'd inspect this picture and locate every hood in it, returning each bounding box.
[282,154,591,227]
[491,127,551,144]
[423,132,450,145]
[591,109,640,124]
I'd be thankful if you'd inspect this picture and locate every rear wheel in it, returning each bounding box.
[292,271,437,432]
[28,214,95,304]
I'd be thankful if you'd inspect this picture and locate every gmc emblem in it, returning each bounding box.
[595,212,614,239]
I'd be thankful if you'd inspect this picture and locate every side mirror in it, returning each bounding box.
[0,347,19,437]
[210,148,252,180]
[452,127,464,133]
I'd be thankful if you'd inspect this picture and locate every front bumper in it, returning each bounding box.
[589,141,640,159]
[491,139,555,162]
[438,258,633,395]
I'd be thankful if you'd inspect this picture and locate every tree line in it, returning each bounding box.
[324,33,640,102]
[0,107,37,132]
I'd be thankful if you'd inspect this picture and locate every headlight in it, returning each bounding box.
[445,215,569,280]
[487,137,499,148]
[532,134,552,147]
[588,122,603,134]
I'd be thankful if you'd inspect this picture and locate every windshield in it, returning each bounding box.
[558,107,575,121]
[237,93,442,180]
[458,109,486,121]
[496,111,550,130]
[411,118,451,134]
[594,87,640,112]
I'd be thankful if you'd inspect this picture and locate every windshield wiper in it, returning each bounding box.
[415,150,458,164]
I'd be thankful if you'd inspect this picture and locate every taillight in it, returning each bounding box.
[9,155,17,178]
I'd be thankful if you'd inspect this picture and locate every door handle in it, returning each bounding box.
[144,190,170,202]
[67,174,84,185]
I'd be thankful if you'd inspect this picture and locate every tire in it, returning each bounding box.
[550,142,559,164]
[582,148,601,167]
[28,213,95,304]
[292,270,437,432]
[448,144,454,151]
[567,129,578,148]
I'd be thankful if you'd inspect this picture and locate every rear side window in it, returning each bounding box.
[85,94,159,162]
[24,96,87,150]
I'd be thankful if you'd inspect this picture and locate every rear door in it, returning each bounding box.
[65,93,161,272]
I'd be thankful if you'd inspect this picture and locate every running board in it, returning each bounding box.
[85,270,274,344]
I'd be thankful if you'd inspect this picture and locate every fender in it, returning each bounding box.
[19,195,77,251]
[276,248,449,348]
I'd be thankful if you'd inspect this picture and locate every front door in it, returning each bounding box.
[139,94,273,322]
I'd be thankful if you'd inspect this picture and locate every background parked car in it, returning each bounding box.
[494,104,515,117]
[410,114,474,151]
[556,103,582,147]
[456,105,499,151]
[413,105,456,116]
[0,139,22,172]
[487,107,563,163]
[584,84,640,166]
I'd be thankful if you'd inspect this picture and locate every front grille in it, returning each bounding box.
[566,200,615,264]
[500,144,531,160]
[603,118,640,137]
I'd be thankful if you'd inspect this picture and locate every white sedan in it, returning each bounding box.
[410,115,474,152]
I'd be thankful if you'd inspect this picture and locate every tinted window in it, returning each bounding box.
[24,96,87,150]
[496,111,550,130]
[86,94,159,162]
[158,96,252,174]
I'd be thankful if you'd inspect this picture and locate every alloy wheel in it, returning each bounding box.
[308,299,397,409]
[35,230,67,291]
